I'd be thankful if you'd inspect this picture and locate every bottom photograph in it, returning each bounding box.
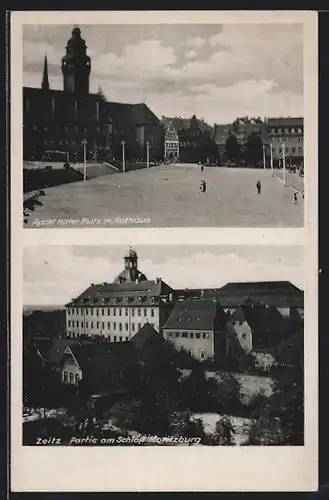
[23,244,304,446]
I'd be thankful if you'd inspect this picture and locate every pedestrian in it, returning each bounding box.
[201,164,204,173]
[294,192,298,204]
[200,179,206,193]
[256,180,262,194]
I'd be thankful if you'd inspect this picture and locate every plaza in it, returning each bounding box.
[25,164,304,228]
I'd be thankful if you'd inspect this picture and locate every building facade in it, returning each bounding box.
[23,27,164,163]
[265,117,304,168]
[65,249,175,340]
[163,121,180,160]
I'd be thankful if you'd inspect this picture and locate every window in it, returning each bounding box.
[114,336,117,342]
[119,309,122,316]
[150,297,155,305]
[132,309,135,317]
[138,323,141,330]
[189,332,194,339]
[96,309,99,316]
[102,322,105,329]
[132,323,135,331]
[175,332,180,338]
[125,336,129,341]
[76,321,79,328]
[81,322,84,329]
[125,308,128,316]
[119,336,123,342]
[292,147,296,153]
[150,323,155,328]
[151,309,154,317]
[113,322,116,330]
[195,332,201,339]
[96,321,99,329]
[113,308,116,316]
[168,332,173,338]
[91,321,94,328]
[200,350,206,361]
[107,322,110,328]
[86,321,88,328]
[68,320,71,327]
[144,309,147,317]
[291,128,296,133]
[113,298,117,305]
[284,128,289,134]
[278,128,282,134]
[102,308,105,316]
[75,374,80,384]
[69,373,74,383]
[63,372,68,382]
[125,323,129,331]
[137,297,142,304]
[81,308,83,315]
[119,323,122,331]
[279,148,282,153]
[298,128,302,134]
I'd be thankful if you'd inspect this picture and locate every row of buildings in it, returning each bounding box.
[23,26,303,167]
[24,249,303,395]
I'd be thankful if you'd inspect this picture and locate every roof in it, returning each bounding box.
[23,87,161,126]
[66,342,133,370]
[33,337,80,364]
[175,282,304,308]
[231,305,286,335]
[163,299,217,330]
[130,323,164,348]
[161,115,212,133]
[67,279,173,307]
[266,117,303,127]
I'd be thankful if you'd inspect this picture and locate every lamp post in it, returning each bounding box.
[121,140,126,173]
[270,143,274,176]
[146,141,150,168]
[282,143,286,186]
[82,139,87,182]
[262,144,266,169]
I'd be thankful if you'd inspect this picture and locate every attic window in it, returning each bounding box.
[239,321,243,326]
[113,298,117,304]
[137,297,142,304]
[124,297,129,304]
[150,297,155,304]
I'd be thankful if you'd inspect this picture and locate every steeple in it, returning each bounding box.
[41,53,50,90]
[61,26,91,94]
[113,248,147,284]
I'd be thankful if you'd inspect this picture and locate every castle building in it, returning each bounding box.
[65,248,175,341]
[23,27,164,163]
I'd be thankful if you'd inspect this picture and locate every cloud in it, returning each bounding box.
[185,50,198,60]
[185,36,206,49]
[24,246,303,306]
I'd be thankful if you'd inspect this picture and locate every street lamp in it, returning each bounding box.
[146,141,150,168]
[262,144,266,170]
[82,139,87,182]
[121,140,126,173]
[282,143,286,186]
[270,143,274,176]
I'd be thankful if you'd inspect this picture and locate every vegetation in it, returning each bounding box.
[23,166,86,193]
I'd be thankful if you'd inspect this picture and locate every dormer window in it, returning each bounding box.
[124,297,129,305]
[113,298,117,304]
[137,297,142,304]
[150,297,155,304]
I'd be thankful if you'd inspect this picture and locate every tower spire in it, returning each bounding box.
[41,53,50,90]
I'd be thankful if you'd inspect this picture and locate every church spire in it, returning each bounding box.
[41,53,50,90]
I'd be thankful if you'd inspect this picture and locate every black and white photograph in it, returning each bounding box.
[11,10,317,493]
[23,244,304,447]
[22,21,305,228]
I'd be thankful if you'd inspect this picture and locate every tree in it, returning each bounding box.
[225,134,241,163]
[209,416,236,445]
[169,410,205,440]
[215,372,242,414]
[244,131,263,166]
[23,193,43,224]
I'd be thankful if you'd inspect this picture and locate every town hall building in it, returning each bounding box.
[23,26,164,163]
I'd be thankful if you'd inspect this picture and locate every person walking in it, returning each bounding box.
[293,192,298,204]
[256,180,262,194]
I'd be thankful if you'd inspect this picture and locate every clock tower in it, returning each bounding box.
[61,26,91,94]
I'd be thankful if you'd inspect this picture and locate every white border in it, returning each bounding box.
[11,10,318,492]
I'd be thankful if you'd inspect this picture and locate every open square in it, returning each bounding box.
[26,164,304,228]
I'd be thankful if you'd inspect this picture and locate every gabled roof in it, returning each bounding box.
[33,337,80,364]
[130,323,164,348]
[163,299,217,330]
[66,342,133,370]
[218,281,302,294]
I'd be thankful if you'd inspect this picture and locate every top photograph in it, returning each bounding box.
[22,22,305,228]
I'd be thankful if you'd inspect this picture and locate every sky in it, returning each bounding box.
[23,245,304,306]
[23,23,303,125]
